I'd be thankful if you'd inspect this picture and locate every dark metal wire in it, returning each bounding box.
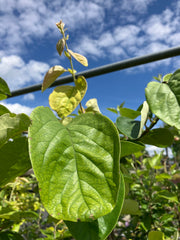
[8,45,180,98]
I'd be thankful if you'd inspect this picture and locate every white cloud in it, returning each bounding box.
[146,145,173,158]
[0,55,49,90]
[23,93,35,101]
[120,0,155,14]
[1,101,34,115]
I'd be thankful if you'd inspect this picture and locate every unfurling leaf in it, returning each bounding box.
[49,76,87,118]
[67,49,88,67]
[85,98,101,113]
[28,107,120,221]
[42,65,66,92]
[56,38,65,56]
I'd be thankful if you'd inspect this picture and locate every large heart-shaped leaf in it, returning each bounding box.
[0,137,31,187]
[145,81,180,129]
[28,107,120,221]
[65,171,125,240]
[49,76,87,118]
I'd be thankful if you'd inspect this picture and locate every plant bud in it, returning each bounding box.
[56,38,65,56]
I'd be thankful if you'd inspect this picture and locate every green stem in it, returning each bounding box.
[140,116,159,138]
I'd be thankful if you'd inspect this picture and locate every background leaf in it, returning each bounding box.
[121,199,141,215]
[121,140,145,158]
[0,77,11,98]
[145,81,180,129]
[140,128,174,147]
[116,116,140,139]
[148,231,164,240]
[49,76,87,118]
[29,107,120,221]
[0,104,11,116]
[168,69,180,104]
[0,137,31,187]
[0,231,24,240]
[0,113,31,147]
[119,108,140,119]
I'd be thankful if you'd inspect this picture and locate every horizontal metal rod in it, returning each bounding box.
[8,45,180,98]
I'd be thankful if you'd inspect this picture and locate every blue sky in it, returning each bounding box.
[0,0,180,127]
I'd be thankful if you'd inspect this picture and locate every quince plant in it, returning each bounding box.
[28,20,124,240]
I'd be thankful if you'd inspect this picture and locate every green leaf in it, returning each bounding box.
[0,113,31,148]
[0,231,24,240]
[140,128,174,147]
[0,137,31,187]
[119,108,140,119]
[121,199,141,215]
[155,173,171,181]
[0,210,38,221]
[148,231,164,240]
[65,172,125,240]
[0,104,11,116]
[158,190,179,203]
[0,77,11,98]
[138,101,149,138]
[49,76,87,118]
[168,69,180,105]
[173,231,179,240]
[107,108,118,114]
[116,116,140,139]
[148,153,163,169]
[42,65,66,92]
[28,107,120,221]
[163,73,172,82]
[121,140,145,158]
[145,81,180,129]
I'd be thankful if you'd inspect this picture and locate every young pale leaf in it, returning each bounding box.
[116,116,140,139]
[163,73,172,82]
[121,140,145,158]
[137,101,149,138]
[42,65,66,92]
[65,172,125,240]
[145,82,180,129]
[140,128,174,147]
[0,137,31,187]
[0,113,31,148]
[85,98,101,113]
[67,49,88,66]
[148,231,164,240]
[28,107,120,221]
[49,76,87,118]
